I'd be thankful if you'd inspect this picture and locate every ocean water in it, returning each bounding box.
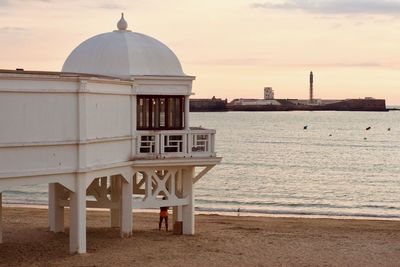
[3,111,400,219]
[192,111,400,219]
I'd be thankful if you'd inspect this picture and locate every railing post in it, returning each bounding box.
[187,133,192,155]
[158,134,163,154]
[210,133,215,154]
[206,134,210,154]
[184,96,190,130]
[183,133,187,155]
[136,134,140,155]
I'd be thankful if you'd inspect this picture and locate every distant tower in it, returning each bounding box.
[264,87,274,100]
[309,71,314,102]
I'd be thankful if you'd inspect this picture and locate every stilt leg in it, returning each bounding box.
[0,192,3,243]
[174,206,183,222]
[182,167,195,235]
[173,205,183,234]
[49,183,65,233]
[120,176,132,237]
[172,169,183,234]
[69,174,86,254]
[110,175,121,228]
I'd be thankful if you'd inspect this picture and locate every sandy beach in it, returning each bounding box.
[1,207,400,266]
[0,207,400,266]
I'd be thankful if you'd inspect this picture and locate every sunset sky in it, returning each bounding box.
[0,0,400,104]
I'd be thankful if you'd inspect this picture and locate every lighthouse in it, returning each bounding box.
[309,71,314,103]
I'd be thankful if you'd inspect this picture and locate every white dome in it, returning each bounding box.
[62,16,185,78]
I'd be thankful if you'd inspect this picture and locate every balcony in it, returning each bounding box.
[135,127,216,159]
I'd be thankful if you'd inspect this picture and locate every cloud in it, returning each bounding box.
[0,27,28,32]
[191,58,269,66]
[96,3,124,9]
[189,58,385,68]
[313,62,383,67]
[0,0,52,6]
[252,0,400,15]
[26,0,52,2]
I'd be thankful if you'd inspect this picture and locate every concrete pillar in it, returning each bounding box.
[110,175,121,228]
[69,174,86,254]
[182,167,195,235]
[49,183,65,233]
[172,206,183,224]
[120,176,132,237]
[173,169,183,226]
[184,95,190,130]
[0,192,2,243]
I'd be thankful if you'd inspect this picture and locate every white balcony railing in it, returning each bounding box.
[136,127,216,158]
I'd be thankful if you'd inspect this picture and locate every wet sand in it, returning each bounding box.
[1,207,400,266]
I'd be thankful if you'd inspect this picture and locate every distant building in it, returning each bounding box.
[264,87,274,100]
[230,98,281,106]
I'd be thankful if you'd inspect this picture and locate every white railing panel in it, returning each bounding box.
[135,128,216,158]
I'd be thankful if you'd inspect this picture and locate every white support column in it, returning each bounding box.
[0,192,2,243]
[172,206,183,225]
[49,183,65,233]
[77,82,88,169]
[173,169,183,226]
[110,175,121,228]
[131,93,137,158]
[184,95,190,130]
[69,174,87,254]
[120,175,133,237]
[182,167,195,235]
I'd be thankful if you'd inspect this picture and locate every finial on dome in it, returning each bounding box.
[117,12,128,31]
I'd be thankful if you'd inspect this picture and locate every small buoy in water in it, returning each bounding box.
[304,125,308,130]
[366,126,371,130]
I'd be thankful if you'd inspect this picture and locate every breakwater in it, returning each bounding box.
[190,98,387,112]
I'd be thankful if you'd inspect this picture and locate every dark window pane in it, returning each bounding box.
[160,98,166,127]
[137,96,185,130]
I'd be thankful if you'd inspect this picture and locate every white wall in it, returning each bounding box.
[0,72,194,178]
[86,94,131,139]
[0,145,78,174]
[0,92,78,143]
[86,140,132,167]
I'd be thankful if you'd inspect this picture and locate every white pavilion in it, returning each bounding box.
[0,14,221,254]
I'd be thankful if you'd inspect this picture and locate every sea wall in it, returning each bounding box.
[322,99,387,111]
[190,98,227,112]
[190,98,387,112]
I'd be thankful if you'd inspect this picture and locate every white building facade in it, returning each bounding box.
[0,15,221,253]
[264,87,274,100]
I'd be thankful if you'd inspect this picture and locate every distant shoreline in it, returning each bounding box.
[4,203,400,222]
[190,98,388,112]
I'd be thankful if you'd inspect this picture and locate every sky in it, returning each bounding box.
[0,0,400,104]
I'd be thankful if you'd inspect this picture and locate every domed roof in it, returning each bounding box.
[62,14,185,78]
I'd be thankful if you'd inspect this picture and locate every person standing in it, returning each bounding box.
[159,197,169,231]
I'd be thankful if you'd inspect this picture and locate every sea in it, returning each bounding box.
[3,110,400,219]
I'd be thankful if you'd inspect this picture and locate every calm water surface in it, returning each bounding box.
[192,111,400,218]
[4,111,400,219]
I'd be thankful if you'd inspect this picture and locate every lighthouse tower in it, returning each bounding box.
[309,71,314,103]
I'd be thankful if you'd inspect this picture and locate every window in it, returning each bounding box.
[137,96,185,130]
